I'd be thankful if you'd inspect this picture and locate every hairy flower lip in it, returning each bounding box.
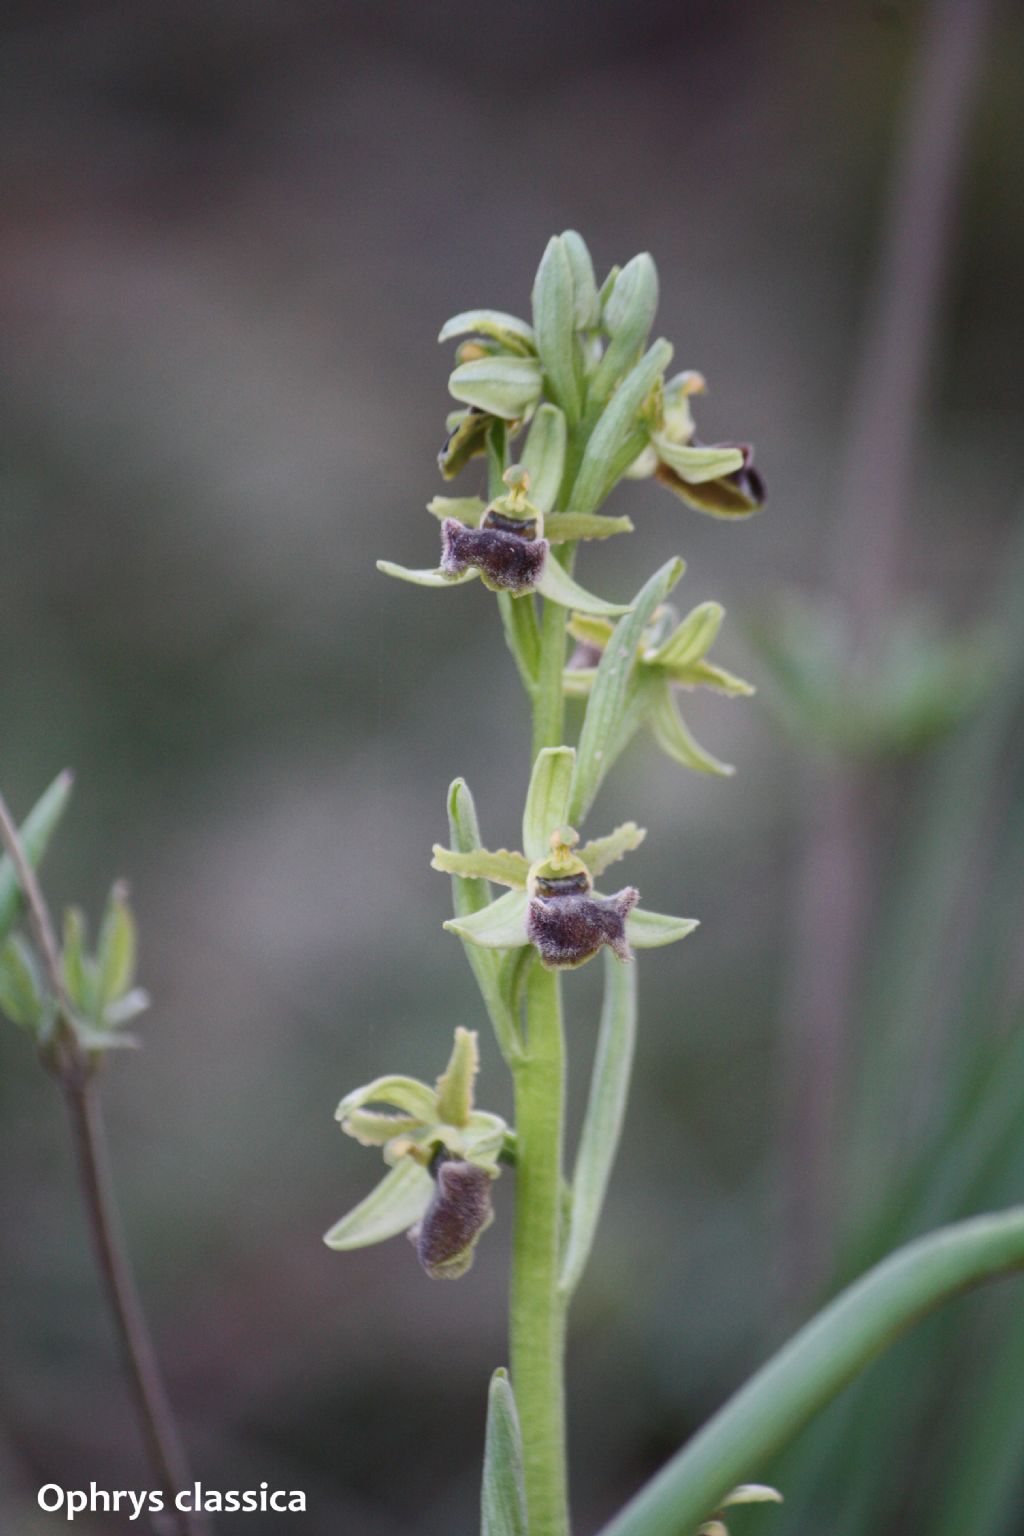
[411,1156,494,1279]
[440,517,549,595]
[527,886,639,969]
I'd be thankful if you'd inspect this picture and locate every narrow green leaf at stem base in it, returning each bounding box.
[482,1369,529,1536]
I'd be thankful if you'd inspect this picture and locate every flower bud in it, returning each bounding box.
[527,883,639,969]
[411,1154,494,1280]
[440,518,548,596]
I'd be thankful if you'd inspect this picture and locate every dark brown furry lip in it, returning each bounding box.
[440,518,548,594]
[527,886,639,969]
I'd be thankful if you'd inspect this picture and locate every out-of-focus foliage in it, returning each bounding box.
[0,3,1022,1535]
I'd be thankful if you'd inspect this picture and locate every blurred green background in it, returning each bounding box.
[1,2,1022,1533]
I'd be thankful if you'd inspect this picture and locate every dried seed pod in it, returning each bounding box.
[527,885,639,969]
[411,1155,495,1280]
[440,518,548,595]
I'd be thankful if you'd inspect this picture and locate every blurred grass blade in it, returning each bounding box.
[0,771,74,945]
[597,1207,1024,1536]
[481,1368,528,1536]
[560,949,637,1298]
[447,779,523,1063]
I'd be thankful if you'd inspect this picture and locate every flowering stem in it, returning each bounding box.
[510,957,569,1536]
[533,592,568,757]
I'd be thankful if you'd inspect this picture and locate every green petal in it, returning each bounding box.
[342,1108,422,1147]
[376,559,478,588]
[438,310,536,354]
[522,747,575,862]
[0,770,74,947]
[431,845,529,889]
[672,659,755,697]
[522,404,567,514]
[336,1074,438,1125]
[534,558,632,616]
[435,1026,479,1127]
[545,511,634,543]
[653,436,744,484]
[426,495,486,526]
[648,683,735,776]
[323,1161,433,1251]
[482,1369,529,1536]
[580,822,646,878]
[626,908,700,948]
[444,889,530,950]
[646,601,725,669]
[567,615,616,651]
[439,408,493,479]
[449,355,543,421]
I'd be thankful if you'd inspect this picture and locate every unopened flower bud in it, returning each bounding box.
[411,1154,494,1280]
[440,518,548,596]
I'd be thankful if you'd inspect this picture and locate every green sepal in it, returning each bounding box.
[545,511,634,543]
[721,1484,783,1508]
[531,236,583,423]
[677,660,755,697]
[580,822,646,877]
[522,747,575,861]
[427,495,486,526]
[431,845,529,889]
[647,682,735,777]
[570,557,685,822]
[521,404,567,514]
[591,252,659,399]
[439,408,492,478]
[435,1026,479,1127]
[444,889,530,950]
[656,461,763,518]
[534,557,632,617]
[62,907,92,1015]
[481,1368,529,1536]
[438,310,536,355]
[626,908,700,948]
[97,882,136,1006]
[336,1074,439,1127]
[646,601,724,670]
[0,934,46,1031]
[0,770,74,947]
[376,559,478,588]
[652,436,744,484]
[323,1160,433,1251]
[449,356,543,421]
[571,339,673,513]
[567,614,615,650]
[336,1108,422,1148]
[561,229,600,329]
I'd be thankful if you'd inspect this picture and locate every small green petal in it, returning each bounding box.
[522,747,575,862]
[426,495,486,526]
[671,659,755,697]
[580,822,646,877]
[646,601,725,670]
[336,1074,438,1126]
[377,559,478,589]
[626,908,700,948]
[438,310,536,354]
[449,355,543,421]
[435,1026,479,1127]
[653,436,744,484]
[545,511,634,543]
[721,1485,784,1508]
[444,889,530,950]
[431,845,530,889]
[648,683,735,776]
[342,1108,422,1147]
[534,558,632,616]
[323,1161,433,1251]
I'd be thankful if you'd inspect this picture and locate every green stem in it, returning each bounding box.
[532,592,568,757]
[510,959,569,1536]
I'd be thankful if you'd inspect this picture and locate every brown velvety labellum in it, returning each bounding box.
[414,1158,493,1280]
[440,519,548,594]
[527,886,639,969]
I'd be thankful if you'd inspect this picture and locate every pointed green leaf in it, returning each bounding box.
[545,512,634,543]
[652,437,744,484]
[522,404,567,514]
[336,1075,438,1126]
[431,845,529,889]
[427,495,487,526]
[571,339,673,513]
[0,934,45,1031]
[435,1026,479,1126]
[438,310,536,354]
[647,602,725,670]
[446,780,523,1063]
[592,252,659,399]
[580,822,646,877]
[482,1368,528,1536]
[626,908,700,949]
[534,557,632,617]
[444,889,530,950]
[449,356,543,420]
[0,771,74,945]
[648,684,734,777]
[97,883,136,1005]
[561,230,600,329]
[570,558,685,822]
[531,235,583,423]
[522,747,576,861]
[323,1160,433,1251]
[560,949,637,1298]
[376,559,478,588]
